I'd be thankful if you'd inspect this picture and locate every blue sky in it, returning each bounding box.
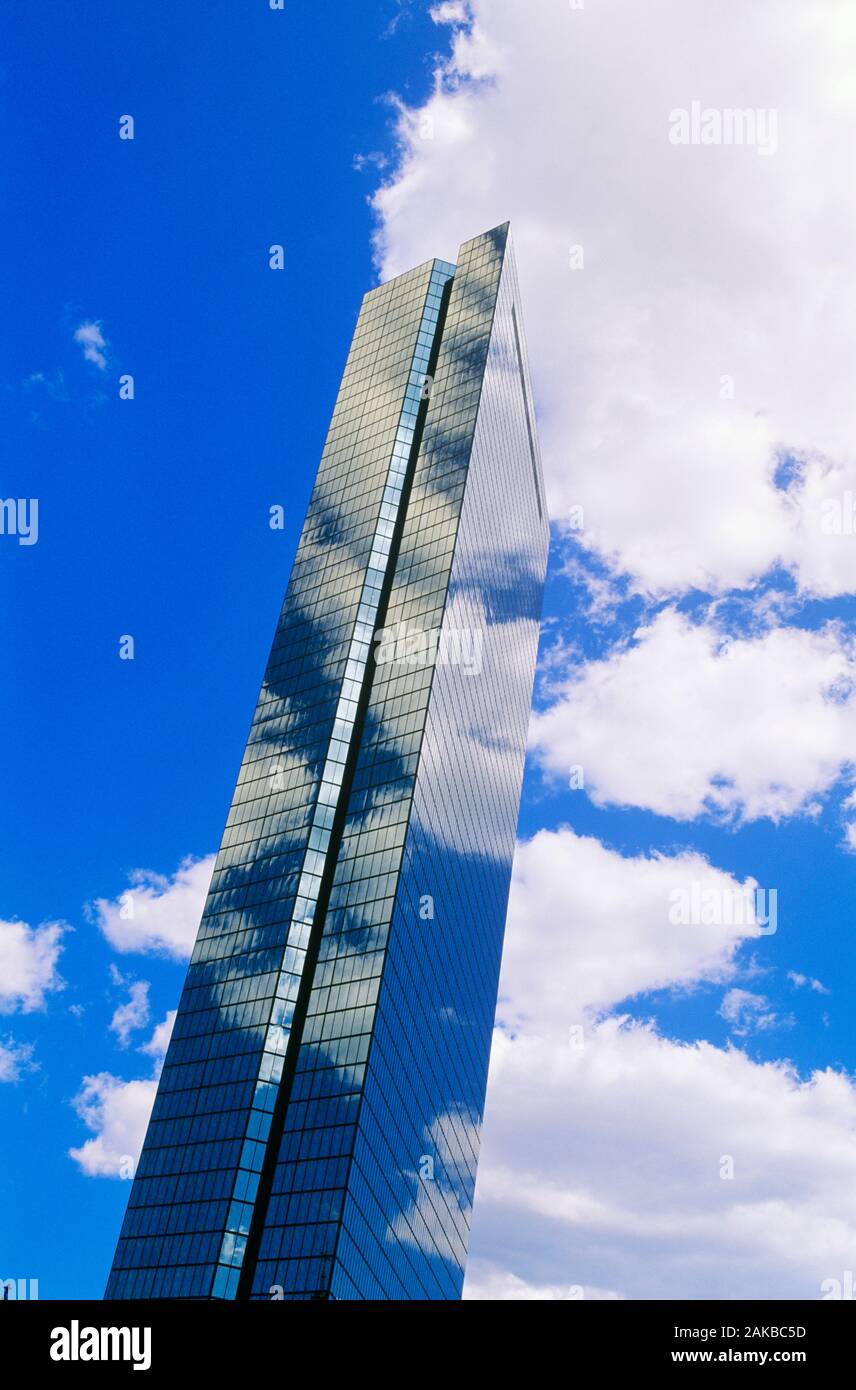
[4,0,856,1302]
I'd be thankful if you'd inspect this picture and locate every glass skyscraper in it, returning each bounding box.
[106,223,548,1302]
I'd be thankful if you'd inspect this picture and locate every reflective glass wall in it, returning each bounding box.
[106,257,453,1300]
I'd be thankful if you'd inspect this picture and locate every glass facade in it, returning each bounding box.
[106,224,548,1302]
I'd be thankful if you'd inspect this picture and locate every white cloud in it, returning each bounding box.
[73,320,108,370]
[460,825,856,1298]
[501,828,759,1028]
[718,987,788,1037]
[430,1,470,24]
[470,1020,856,1300]
[69,1073,157,1179]
[370,9,856,1286]
[69,1011,175,1178]
[139,1009,176,1060]
[0,1038,35,1084]
[463,1261,622,1301]
[109,979,151,1048]
[371,0,856,597]
[786,457,856,600]
[91,855,214,959]
[788,971,830,995]
[531,609,856,823]
[0,919,66,1013]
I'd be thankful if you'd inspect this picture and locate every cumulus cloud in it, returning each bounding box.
[139,1009,176,1059]
[69,1073,157,1179]
[0,919,66,1013]
[531,609,856,823]
[372,0,856,597]
[109,979,151,1048]
[463,1260,622,1301]
[73,320,108,370]
[90,855,214,959]
[430,1,470,23]
[501,828,760,1028]
[718,987,789,1037]
[470,1020,856,1300]
[788,971,830,995]
[842,790,856,850]
[0,1038,36,1084]
[69,1011,175,1178]
[461,826,856,1298]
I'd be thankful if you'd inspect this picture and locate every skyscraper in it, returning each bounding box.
[106,223,548,1302]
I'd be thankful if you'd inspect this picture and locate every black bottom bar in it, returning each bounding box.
[2,1297,849,1375]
